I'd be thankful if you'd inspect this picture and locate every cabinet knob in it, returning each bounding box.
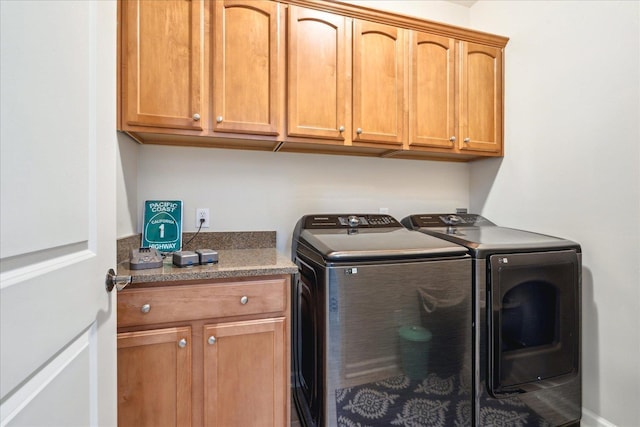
[464,137,470,143]
[339,126,345,133]
[140,304,151,314]
[356,128,362,135]
[216,116,223,123]
[208,336,216,345]
[449,136,456,142]
[240,295,249,305]
[178,338,187,348]
[193,113,200,121]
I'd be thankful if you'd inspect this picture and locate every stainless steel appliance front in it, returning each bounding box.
[294,251,472,426]
[403,213,582,427]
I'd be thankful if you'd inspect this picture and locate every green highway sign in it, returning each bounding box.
[141,200,183,253]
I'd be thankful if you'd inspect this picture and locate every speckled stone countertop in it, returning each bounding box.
[117,232,298,285]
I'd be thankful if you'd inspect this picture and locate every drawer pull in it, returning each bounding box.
[178,338,187,348]
[140,304,151,314]
[240,296,249,305]
[208,336,216,345]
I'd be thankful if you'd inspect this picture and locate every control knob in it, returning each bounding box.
[347,215,360,227]
[442,215,463,225]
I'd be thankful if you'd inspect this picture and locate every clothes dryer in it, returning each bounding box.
[403,213,581,427]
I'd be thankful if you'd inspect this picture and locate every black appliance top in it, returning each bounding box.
[402,214,581,257]
[293,214,468,261]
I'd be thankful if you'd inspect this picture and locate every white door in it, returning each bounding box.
[1,1,118,426]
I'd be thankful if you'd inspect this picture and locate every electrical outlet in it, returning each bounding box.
[196,208,210,228]
[379,207,389,214]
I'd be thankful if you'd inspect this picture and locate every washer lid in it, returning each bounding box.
[299,227,468,261]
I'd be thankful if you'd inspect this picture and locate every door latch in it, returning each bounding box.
[105,268,131,292]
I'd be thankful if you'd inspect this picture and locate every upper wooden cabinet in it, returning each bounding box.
[352,20,405,147]
[117,0,508,160]
[121,0,205,131]
[212,0,281,135]
[287,6,349,141]
[407,35,503,156]
[459,42,503,154]
[408,31,456,150]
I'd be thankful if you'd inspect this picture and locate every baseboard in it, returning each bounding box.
[581,408,617,427]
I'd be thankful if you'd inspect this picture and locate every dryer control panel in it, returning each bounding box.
[407,214,496,228]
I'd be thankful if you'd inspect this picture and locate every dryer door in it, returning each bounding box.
[487,250,580,396]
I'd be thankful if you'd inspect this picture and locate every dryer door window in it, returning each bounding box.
[488,250,579,396]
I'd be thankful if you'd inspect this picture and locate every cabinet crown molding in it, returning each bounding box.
[279,0,509,47]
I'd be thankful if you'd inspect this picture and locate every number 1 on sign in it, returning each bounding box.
[159,223,165,239]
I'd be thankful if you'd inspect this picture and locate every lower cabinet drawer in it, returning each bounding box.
[117,278,287,327]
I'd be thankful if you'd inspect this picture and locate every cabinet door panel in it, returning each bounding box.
[287,7,348,140]
[122,0,204,131]
[203,318,286,427]
[117,327,192,427]
[213,0,280,135]
[459,42,503,153]
[409,32,456,149]
[353,21,405,146]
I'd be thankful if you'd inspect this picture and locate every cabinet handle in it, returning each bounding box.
[449,136,456,142]
[178,338,187,348]
[339,126,345,133]
[140,304,151,314]
[216,116,223,123]
[208,336,216,345]
[192,113,200,121]
[240,295,249,305]
[464,137,470,143]
[356,128,362,135]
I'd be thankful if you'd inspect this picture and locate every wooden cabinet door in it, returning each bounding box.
[117,327,192,427]
[121,0,204,131]
[458,42,503,154]
[287,6,349,141]
[353,20,405,146]
[409,31,456,149]
[203,318,286,427]
[212,0,281,135]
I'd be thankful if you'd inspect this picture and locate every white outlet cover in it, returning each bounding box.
[196,208,210,228]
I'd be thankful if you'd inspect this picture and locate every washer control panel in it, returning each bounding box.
[304,214,401,229]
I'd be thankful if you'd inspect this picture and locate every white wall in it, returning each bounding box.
[344,0,471,27]
[126,143,470,252]
[116,133,138,239]
[468,1,640,426]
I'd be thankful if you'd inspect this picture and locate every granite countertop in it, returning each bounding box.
[116,231,298,285]
[118,248,298,284]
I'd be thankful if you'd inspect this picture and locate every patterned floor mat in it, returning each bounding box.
[335,373,552,427]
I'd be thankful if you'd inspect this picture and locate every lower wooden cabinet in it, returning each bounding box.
[203,318,286,426]
[116,276,291,427]
[118,327,193,427]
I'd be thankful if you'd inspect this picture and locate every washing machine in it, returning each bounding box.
[402,213,581,427]
[291,214,473,426]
